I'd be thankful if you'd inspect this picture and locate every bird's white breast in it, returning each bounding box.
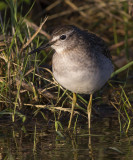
[52,52,113,94]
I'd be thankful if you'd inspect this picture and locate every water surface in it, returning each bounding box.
[0,115,132,160]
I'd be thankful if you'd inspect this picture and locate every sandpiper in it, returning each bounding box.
[29,25,113,130]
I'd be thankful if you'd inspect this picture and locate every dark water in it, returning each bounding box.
[0,114,133,160]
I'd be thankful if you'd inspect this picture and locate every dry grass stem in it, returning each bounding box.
[20,17,48,52]
[23,18,50,39]
[109,38,133,50]
[65,0,88,18]
[48,5,90,20]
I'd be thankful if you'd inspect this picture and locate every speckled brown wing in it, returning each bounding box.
[84,31,112,60]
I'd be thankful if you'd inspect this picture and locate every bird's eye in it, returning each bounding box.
[60,35,66,40]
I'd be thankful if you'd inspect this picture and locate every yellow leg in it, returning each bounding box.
[87,94,93,133]
[68,92,77,129]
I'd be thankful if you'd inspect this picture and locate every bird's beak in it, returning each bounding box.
[28,40,55,55]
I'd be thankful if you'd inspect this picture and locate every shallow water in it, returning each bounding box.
[0,115,133,160]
